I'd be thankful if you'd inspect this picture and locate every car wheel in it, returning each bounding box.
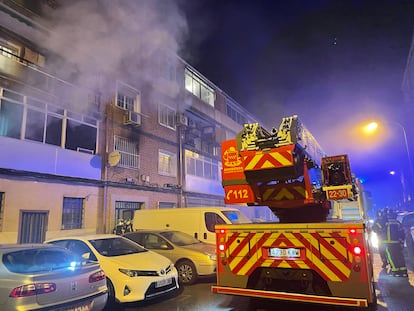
[104,278,117,309]
[176,259,197,285]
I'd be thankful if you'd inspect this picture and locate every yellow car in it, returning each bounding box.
[45,234,179,306]
[124,230,216,285]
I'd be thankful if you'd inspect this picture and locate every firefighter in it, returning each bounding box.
[113,219,133,235]
[372,209,388,269]
[383,209,408,277]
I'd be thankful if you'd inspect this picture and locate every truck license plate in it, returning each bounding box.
[156,278,172,288]
[269,247,300,258]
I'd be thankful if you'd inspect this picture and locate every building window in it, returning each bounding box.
[45,113,63,146]
[158,103,176,130]
[159,149,177,177]
[116,81,141,113]
[66,118,97,153]
[185,150,219,180]
[185,68,215,107]
[0,99,23,139]
[226,99,247,126]
[114,136,140,169]
[0,39,20,60]
[159,53,176,82]
[159,202,176,208]
[62,197,84,230]
[0,87,98,153]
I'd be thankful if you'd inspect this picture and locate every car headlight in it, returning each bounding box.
[207,253,217,261]
[370,232,378,249]
[119,268,158,277]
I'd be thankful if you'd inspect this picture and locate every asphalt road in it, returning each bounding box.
[111,251,414,311]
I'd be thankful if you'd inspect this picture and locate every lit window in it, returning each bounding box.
[159,149,177,177]
[0,40,19,60]
[114,136,139,169]
[62,197,84,230]
[185,68,215,106]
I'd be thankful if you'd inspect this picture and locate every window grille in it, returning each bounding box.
[62,197,84,230]
[114,136,140,169]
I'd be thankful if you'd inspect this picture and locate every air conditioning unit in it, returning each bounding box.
[188,119,196,128]
[124,111,141,126]
[176,113,188,126]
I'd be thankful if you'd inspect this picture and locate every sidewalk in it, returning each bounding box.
[373,249,414,311]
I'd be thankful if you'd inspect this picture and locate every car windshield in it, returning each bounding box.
[159,231,201,246]
[90,237,147,257]
[2,247,81,273]
[222,210,251,224]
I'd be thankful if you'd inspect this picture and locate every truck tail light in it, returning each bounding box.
[347,229,364,272]
[349,228,357,234]
[217,229,228,266]
[352,245,362,255]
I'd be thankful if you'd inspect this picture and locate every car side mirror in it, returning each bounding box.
[160,243,170,249]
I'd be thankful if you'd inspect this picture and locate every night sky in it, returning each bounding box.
[180,0,414,211]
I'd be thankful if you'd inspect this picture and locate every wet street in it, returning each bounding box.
[110,251,414,311]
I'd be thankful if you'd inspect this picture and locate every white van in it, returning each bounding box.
[132,207,251,245]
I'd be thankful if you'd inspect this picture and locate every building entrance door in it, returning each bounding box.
[19,211,48,243]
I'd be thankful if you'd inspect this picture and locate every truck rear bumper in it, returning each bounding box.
[211,285,369,308]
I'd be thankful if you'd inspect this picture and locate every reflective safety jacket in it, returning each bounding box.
[372,218,387,239]
[383,219,405,243]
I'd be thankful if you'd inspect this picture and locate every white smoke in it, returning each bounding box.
[38,0,188,98]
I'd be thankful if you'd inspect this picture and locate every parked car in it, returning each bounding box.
[45,234,179,306]
[0,243,107,311]
[397,212,414,256]
[124,230,216,285]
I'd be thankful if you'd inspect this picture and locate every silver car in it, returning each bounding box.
[0,244,108,311]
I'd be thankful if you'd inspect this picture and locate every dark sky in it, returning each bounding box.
[180,0,414,210]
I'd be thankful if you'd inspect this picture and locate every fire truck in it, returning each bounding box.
[212,115,376,310]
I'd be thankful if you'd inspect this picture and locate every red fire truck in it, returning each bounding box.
[212,115,376,310]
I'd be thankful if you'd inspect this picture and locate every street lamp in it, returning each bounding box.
[389,170,407,209]
[363,120,413,203]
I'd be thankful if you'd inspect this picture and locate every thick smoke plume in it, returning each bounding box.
[38,0,188,100]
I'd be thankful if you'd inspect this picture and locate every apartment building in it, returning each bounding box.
[0,1,260,242]
[402,31,414,204]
